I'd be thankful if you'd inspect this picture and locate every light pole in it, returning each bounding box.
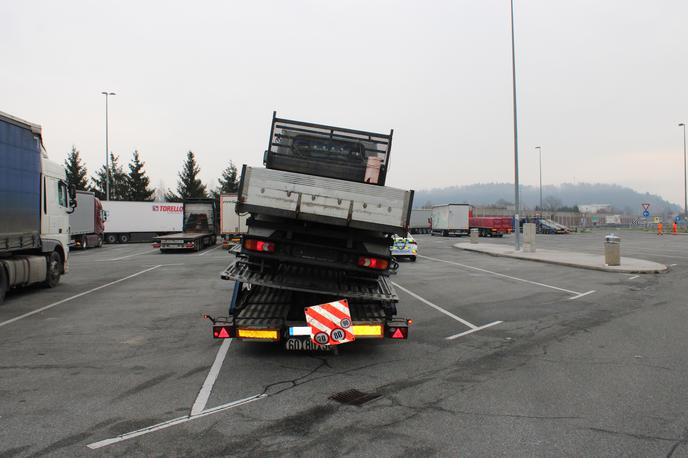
[509,0,521,250]
[101,91,116,200]
[680,123,687,218]
[535,146,542,212]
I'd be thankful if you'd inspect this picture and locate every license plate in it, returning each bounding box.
[285,337,331,351]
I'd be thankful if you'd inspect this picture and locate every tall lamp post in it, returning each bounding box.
[680,123,687,218]
[101,91,116,200]
[535,146,542,212]
[509,0,521,250]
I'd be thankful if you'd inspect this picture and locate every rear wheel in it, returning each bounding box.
[410,256,417,262]
[82,236,88,249]
[97,236,104,247]
[44,251,62,288]
[118,233,130,244]
[105,233,117,244]
[0,265,8,304]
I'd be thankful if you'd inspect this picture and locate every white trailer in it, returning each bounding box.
[409,209,432,234]
[69,191,105,249]
[101,201,183,243]
[220,194,247,247]
[431,204,470,236]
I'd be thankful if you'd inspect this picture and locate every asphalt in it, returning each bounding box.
[0,230,687,457]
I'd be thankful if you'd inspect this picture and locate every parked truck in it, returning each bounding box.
[69,190,105,248]
[220,194,247,249]
[409,208,432,234]
[102,201,183,243]
[0,111,76,303]
[208,112,414,349]
[469,216,512,237]
[156,199,219,252]
[431,204,470,236]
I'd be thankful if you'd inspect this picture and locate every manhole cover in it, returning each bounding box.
[329,389,381,406]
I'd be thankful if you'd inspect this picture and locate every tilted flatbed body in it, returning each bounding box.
[157,199,218,251]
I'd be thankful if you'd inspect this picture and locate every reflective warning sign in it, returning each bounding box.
[304,299,355,346]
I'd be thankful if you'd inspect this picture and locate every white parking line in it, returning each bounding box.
[418,254,595,300]
[627,275,639,280]
[392,281,503,339]
[198,244,222,256]
[191,339,232,415]
[86,393,266,449]
[0,265,162,328]
[97,249,159,262]
[670,264,677,267]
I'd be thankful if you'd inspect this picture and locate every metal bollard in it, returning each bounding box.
[470,228,479,244]
[604,233,621,266]
[523,223,536,252]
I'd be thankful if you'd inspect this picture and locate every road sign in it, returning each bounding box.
[632,218,640,225]
[642,210,650,218]
[305,299,355,346]
[676,215,682,223]
[642,203,651,211]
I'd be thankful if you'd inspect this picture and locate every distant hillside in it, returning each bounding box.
[413,183,680,215]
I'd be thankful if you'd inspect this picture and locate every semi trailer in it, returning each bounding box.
[208,112,414,349]
[156,199,219,252]
[102,201,183,243]
[220,193,247,248]
[69,190,105,248]
[431,204,470,236]
[409,208,432,234]
[0,110,76,303]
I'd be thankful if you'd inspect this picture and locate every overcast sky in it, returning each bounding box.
[2,0,687,206]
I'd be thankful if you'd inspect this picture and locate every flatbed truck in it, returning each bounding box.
[208,112,414,349]
[156,199,219,252]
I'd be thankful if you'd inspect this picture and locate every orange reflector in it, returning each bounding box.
[237,328,279,340]
[351,324,383,337]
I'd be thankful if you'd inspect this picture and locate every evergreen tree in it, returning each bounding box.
[217,161,239,194]
[166,150,207,201]
[64,146,89,190]
[126,150,155,201]
[90,153,128,200]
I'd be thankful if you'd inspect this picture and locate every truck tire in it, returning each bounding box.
[118,233,130,244]
[105,234,117,244]
[82,236,88,249]
[0,265,8,304]
[44,251,62,288]
[97,236,104,247]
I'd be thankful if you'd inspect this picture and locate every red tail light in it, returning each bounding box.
[388,327,408,339]
[213,326,232,339]
[244,239,276,253]
[357,256,389,270]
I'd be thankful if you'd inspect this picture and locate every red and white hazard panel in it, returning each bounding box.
[304,299,356,346]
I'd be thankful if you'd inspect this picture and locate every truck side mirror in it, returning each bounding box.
[101,210,109,222]
[66,183,78,213]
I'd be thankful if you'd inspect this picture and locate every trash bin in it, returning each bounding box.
[604,234,621,266]
[470,228,479,244]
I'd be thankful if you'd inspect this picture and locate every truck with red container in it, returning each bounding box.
[208,112,414,349]
[469,216,513,237]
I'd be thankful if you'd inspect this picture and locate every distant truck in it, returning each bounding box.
[469,216,512,237]
[0,110,76,303]
[102,201,183,243]
[409,208,432,234]
[69,190,105,248]
[156,199,219,252]
[220,194,247,248]
[431,204,470,236]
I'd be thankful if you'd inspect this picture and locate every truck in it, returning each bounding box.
[409,208,432,234]
[102,201,183,243]
[156,199,219,252]
[431,204,470,236]
[220,193,247,249]
[0,110,76,303]
[469,216,512,237]
[207,112,414,349]
[69,190,105,248]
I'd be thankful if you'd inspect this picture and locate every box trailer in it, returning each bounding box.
[431,204,470,236]
[0,110,75,303]
[102,201,183,243]
[409,209,432,234]
[220,194,247,248]
[69,190,105,248]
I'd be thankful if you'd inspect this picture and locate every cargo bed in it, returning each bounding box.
[237,166,413,234]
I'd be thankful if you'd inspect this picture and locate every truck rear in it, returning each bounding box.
[70,191,105,248]
[410,208,432,234]
[157,199,219,252]
[209,113,414,349]
[469,216,513,237]
[431,204,470,236]
[220,194,247,249]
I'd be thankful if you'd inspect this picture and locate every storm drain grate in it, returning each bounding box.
[329,389,381,406]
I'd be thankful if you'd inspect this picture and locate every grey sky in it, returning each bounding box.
[2,0,687,205]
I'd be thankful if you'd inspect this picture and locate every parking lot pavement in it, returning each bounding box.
[1,234,687,456]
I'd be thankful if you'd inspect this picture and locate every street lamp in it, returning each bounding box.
[101,91,116,200]
[680,123,687,218]
[509,0,521,250]
[535,146,542,212]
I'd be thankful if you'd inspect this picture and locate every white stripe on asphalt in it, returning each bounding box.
[198,244,222,256]
[97,249,159,261]
[627,275,639,280]
[392,281,478,329]
[446,321,503,340]
[190,339,232,415]
[568,290,596,300]
[0,265,162,328]
[418,254,595,299]
[86,394,266,449]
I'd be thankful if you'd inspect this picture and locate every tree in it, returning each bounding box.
[64,146,89,190]
[91,153,128,200]
[126,150,155,201]
[217,161,239,194]
[166,151,207,201]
